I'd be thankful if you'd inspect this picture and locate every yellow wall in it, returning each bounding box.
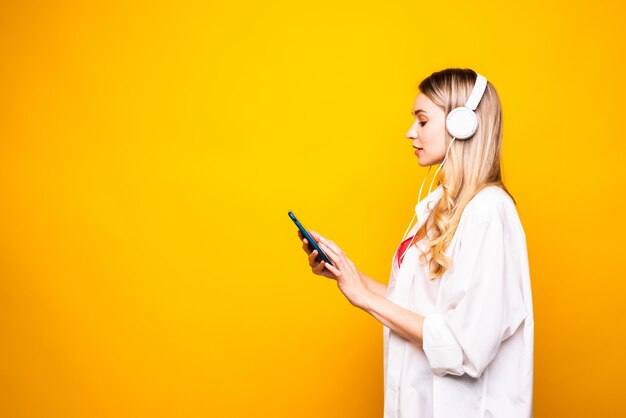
[1,1,624,416]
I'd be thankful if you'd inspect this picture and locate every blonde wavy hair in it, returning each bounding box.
[414,68,516,280]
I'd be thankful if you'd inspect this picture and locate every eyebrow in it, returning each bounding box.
[411,109,428,117]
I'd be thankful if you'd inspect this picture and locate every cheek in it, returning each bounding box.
[424,126,447,151]
[431,122,447,143]
[422,124,442,143]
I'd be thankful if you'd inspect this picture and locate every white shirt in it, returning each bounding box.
[383,184,534,418]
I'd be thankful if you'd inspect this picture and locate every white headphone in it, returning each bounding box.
[445,73,488,140]
[391,72,489,279]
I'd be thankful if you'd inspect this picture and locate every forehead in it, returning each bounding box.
[412,93,437,112]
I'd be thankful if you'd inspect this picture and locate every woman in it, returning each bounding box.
[297,68,534,417]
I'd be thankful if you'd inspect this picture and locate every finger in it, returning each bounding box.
[318,241,340,266]
[308,249,319,266]
[308,229,321,242]
[322,260,341,277]
[313,259,326,274]
[302,238,312,254]
[298,231,311,246]
[318,236,344,257]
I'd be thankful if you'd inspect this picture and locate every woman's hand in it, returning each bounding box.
[297,229,337,280]
[303,230,372,310]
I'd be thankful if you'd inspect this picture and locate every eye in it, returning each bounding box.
[418,121,427,127]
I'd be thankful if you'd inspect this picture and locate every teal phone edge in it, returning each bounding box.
[288,210,334,267]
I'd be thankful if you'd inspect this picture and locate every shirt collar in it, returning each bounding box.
[415,184,444,220]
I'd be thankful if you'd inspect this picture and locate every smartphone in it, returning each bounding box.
[288,210,334,267]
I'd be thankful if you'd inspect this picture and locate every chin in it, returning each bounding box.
[418,160,444,168]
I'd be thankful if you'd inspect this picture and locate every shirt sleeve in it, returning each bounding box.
[421,217,528,378]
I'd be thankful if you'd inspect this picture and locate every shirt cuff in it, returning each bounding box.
[422,313,464,377]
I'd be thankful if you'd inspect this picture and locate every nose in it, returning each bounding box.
[406,119,420,139]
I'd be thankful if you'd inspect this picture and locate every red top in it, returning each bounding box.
[396,228,426,267]
[396,234,415,267]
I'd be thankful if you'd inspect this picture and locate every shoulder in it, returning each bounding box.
[461,186,517,226]
[453,186,528,259]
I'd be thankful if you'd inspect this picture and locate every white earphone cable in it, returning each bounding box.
[391,137,457,280]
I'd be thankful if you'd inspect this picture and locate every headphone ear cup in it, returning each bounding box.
[446,106,478,140]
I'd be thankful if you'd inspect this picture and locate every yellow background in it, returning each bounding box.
[2,0,625,416]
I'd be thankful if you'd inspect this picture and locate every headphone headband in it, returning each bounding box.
[465,73,488,111]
